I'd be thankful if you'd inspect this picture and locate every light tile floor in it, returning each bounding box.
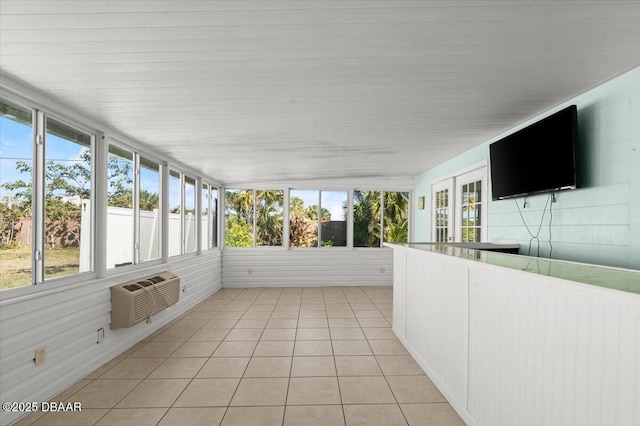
[16,286,465,426]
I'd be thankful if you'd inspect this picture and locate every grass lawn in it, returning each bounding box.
[0,246,80,290]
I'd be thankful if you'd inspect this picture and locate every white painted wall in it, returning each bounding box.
[390,244,640,426]
[222,248,393,287]
[0,250,221,426]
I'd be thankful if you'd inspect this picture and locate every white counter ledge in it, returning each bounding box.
[385,243,640,426]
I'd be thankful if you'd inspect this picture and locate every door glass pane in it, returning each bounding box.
[461,179,482,243]
[0,99,33,289]
[321,190,347,247]
[168,170,181,256]
[434,189,449,242]
[290,189,318,248]
[383,191,409,243]
[107,145,134,269]
[44,117,92,279]
[225,189,254,247]
[256,190,283,246]
[353,190,381,247]
[139,157,160,262]
[184,176,196,253]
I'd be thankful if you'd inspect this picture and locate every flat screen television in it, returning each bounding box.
[489,105,578,201]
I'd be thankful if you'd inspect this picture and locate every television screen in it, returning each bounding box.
[489,105,578,201]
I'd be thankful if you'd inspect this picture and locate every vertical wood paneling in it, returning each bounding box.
[467,267,640,426]
[405,250,468,409]
[222,248,392,287]
[390,244,640,426]
[0,251,221,426]
[392,248,407,339]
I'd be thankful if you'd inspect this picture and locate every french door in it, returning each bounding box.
[431,165,487,243]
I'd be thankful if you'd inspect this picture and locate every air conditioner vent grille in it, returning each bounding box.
[111,271,180,328]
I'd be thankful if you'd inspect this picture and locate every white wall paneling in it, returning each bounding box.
[222,248,392,287]
[0,251,221,426]
[388,244,640,426]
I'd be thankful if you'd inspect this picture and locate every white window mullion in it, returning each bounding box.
[379,192,385,247]
[94,132,108,277]
[253,189,257,247]
[317,191,322,247]
[180,173,185,254]
[346,189,353,249]
[196,178,202,254]
[133,154,141,264]
[161,165,169,262]
[33,111,45,284]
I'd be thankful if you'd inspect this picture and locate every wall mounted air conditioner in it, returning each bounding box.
[111,271,180,328]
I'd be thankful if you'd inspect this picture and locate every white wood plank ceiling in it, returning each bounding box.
[1,1,639,187]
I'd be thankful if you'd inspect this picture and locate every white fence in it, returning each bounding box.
[80,204,195,270]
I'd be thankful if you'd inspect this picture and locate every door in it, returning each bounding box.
[431,164,487,243]
[431,178,454,242]
[455,168,487,242]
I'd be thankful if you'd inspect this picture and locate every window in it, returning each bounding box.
[210,188,218,248]
[256,190,284,246]
[184,175,197,253]
[353,190,409,247]
[138,157,161,262]
[290,189,347,248]
[225,189,254,247]
[107,145,134,268]
[168,169,181,256]
[201,183,210,250]
[383,191,409,243]
[320,191,347,247]
[44,117,93,280]
[290,189,319,248]
[353,191,381,247]
[0,99,33,290]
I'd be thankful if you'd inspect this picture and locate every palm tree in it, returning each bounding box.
[139,190,159,211]
[352,190,381,247]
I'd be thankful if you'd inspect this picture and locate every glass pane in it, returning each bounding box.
[256,190,283,246]
[184,176,196,253]
[225,189,254,247]
[0,99,33,290]
[44,117,92,279]
[353,190,381,247]
[211,188,218,248]
[106,145,134,269]
[201,183,209,251]
[139,157,160,262]
[383,191,409,243]
[168,170,181,256]
[290,189,318,248]
[476,181,482,202]
[321,190,347,247]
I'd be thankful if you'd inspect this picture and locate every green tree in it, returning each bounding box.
[352,191,381,247]
[1,148,135,247]
[383,192,409,243]
[256,190,284,246]
[225,216,254,247]
[139,190,159,211]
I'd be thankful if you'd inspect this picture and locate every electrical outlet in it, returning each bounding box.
[182,285,187,293]
[97,328,105,344]
[34,347,46,366]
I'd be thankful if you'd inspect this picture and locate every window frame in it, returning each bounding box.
[0,88,221,296]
